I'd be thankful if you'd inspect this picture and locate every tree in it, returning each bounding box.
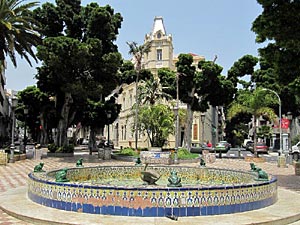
[251,0,300,116]
[227,88,277,157]
[16,86,54,144]
[0,0,41,68]
[138,104,174,147]
[81,96,121,154]
[160,54,235,150]
[138,76,171,105]
[34,1,123,146]
[126,41,152,150]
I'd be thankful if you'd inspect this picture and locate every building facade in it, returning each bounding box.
[108,16,222,149]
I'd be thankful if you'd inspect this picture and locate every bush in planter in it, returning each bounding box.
[48,143,58,153]
[170,148,199,160]
[56,144,74,153]
[48,144,74,153]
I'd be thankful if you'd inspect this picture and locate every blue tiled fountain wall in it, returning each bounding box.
[28,166,277,217]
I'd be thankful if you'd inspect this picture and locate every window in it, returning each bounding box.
[157,32,161,39]
[157,49,162,61]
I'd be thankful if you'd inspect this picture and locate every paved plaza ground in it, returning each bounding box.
[0,148,300,224]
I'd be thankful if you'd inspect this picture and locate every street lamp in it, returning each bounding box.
[23,107,28,153]
[262,88,282,155]
[9,96,18,163]
[173,72,180,164]
[287,112,293,157]
[262,88,286,167]
[107,110,112,148]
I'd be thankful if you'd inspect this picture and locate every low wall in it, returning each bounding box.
[28,166,278,217]
[140,151,172,164]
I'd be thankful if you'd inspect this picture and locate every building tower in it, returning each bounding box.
[143,16,175,74]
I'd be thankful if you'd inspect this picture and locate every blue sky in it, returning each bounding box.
[5,0,264,91]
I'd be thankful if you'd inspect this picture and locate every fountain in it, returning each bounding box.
[28,164,277,217]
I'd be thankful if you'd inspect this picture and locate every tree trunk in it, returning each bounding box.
[88,128,98,155]
[253,115,258,157]
[185,104,193,151]
[56,92,73,147]
[39,112,48,145]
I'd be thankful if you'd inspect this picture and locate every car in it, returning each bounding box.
[190,143,213,154]
[290,141,300,161]
[242,139,252,148]
[215,141,231,152]
[255,142,269,154]
[245,140,254,152]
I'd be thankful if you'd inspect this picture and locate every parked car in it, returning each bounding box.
[254,142,269,154]
[290,141,300,161]
[190,143,213,154]
[215,141,231,152]
[245,140,254,152]
[242,139,252,148]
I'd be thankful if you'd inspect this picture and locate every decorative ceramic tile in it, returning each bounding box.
[28,166,277,217]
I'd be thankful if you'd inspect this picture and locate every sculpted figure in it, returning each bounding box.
[167,170,182,187]
[250,163,258,171]
[76,158,83,167]
[34,162,45,172]
[256,168,269,181]
[200,158,206,167]
[140,163,161,185]
[55,168,69,182]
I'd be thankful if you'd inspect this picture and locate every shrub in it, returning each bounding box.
[173,148,199,160]
[48,143,58,153]
[117,147,141,157]
[48,144,74,153]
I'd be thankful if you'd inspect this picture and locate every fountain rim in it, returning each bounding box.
[28,165,277,191]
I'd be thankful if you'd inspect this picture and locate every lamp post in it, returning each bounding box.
[107,110,112,148]
[287,112,293,161]
[9,96,18,163]
[23,107,28,153]
[262,88,285,167]
[173,73,180,164]
[262,88,282,154]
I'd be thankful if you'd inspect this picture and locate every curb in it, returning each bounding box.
[1,187,300,225]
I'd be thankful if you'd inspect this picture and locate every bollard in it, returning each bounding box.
[277,155,287,168]
[295,162,300,176]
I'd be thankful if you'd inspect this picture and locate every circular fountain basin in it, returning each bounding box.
[28,166,277,217]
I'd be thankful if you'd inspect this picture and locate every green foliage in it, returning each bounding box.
[34,1,123,146]
[48,143,74,153]
[117,148,139,157]
[57,144,74,153]
[257,125,272,139]
[292,135,300,146]
[0,0,41,68]
[251,0,300,117]
[138,104,175,147]
[48,143,58,153]
[176,148,199,160]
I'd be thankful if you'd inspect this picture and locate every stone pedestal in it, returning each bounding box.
[277,155,287,168]
[98,148,112,160]
[140,151,171,164]
[295,162,300,175]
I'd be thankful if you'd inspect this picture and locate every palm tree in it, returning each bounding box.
[0,0,41,69]
[227,88,277,157]
[126,41,152,150]
[139,77,172,105]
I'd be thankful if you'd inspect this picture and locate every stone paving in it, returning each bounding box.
[0,149,300,224]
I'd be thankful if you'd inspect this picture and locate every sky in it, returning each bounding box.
[5,0,264,91]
